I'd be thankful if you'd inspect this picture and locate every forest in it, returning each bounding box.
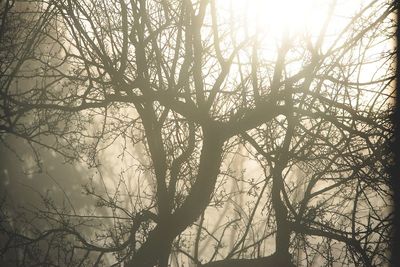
[0,0,396,266]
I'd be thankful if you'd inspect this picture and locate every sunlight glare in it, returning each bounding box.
[222,0,330,40]
[255,0,322,37]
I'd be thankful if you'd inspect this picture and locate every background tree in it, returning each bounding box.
[0,0,395,266]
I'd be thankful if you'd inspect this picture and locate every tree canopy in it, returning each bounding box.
[0,0,396,266]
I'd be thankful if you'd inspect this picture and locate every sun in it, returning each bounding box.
[254,0,325,37]
[216,0,331,41]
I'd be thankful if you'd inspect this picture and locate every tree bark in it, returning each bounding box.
[127,125,225,267]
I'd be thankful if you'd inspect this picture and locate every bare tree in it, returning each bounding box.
[0,0,395,266]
